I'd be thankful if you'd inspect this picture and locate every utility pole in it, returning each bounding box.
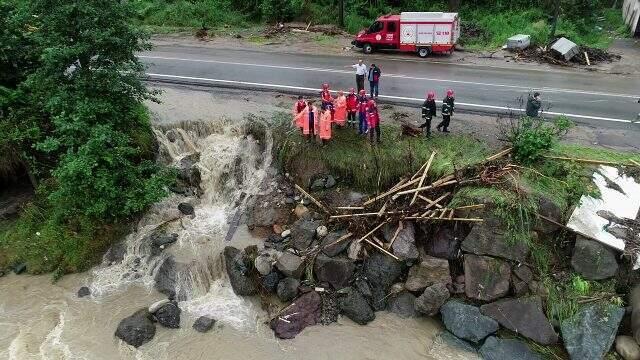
[339,0,344,28]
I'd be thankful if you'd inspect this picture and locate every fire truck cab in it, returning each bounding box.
[353,12,460,58]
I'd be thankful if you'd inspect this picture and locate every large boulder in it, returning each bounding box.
[480,296,558,345]
[154,257,178,299]
[384,222,419,262]
[245,194,291,228]
[321,230,352,257]
[277,277,300,302]
[192,316,216,333]
[387,291,419,318]
[426,226,463,260]
[275,252,306,279]
[571,236,618,280]
[479,337,541,360]
[616,335,640,360]
[270,291,322,339]
[150,232,178,256]
[363,252,404,311]
[290,218,321,251]
[461,217,529,262]
[405,256,451,292]
[154,302,181,329]
[223,246,258,296]
[415,283,450,316]
[534,196,562,234]
[337,287,376,325]
[173,153,201,193]
[561,303,625,360]
[115,309,156,348]
[314,254,355,289]
[105,241,127,264]
[464,254,510,301]
[440,300,498,343]
[262,271,281,294]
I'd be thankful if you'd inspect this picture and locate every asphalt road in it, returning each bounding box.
[141,45,640,126]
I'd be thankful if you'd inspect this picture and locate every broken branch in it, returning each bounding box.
[410,151,436,206]
[294,184,331,214]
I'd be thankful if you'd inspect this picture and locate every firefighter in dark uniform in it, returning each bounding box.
[437,89,455,132]
[419,91,437,137]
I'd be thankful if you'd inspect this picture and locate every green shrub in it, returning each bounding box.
[501,115,573,165]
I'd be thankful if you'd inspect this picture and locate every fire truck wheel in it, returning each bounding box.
[417,47,431,58]
[363,43,373,54]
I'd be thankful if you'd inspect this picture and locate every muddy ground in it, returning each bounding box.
[146,83,640,153]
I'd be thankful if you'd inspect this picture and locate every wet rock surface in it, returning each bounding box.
[270,291,322,339]
[464,254,510,301]
[405,256,451,292]
[177,202,194,215]
[384,222,419,262]
[321,229,351,257]
[277,277,300,302]
[616,335,640,360]
[571,236,619,280]
[313,254,355,289]
[154,257,179,299]
[363,252,404,311]
[337,287,376,325]
[440,300,498,343]
[223,246,258,296]
[275,252,305,279]
[115,309,156,348]
[480,296,558,345]
[193,316,216,333]
[77,286,91,298]
[561,304,625,360]
[261,271,281,293]
[415,283,451,316]
[462,217,529,262]
[387,291,419,318]
[479,336,541,360]
[154,302,181,329]
[425,226,463,260]
[290,218,321,251]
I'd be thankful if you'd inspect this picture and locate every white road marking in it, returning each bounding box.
[140,54,639,99]
[145,73,632,123]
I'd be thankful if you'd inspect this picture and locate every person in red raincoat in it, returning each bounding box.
[346,88,358,128]
[366,99,381,144]
[292,95,307,132]
[320,83,335,122]
[357,89,369,135]
[319,108,333,144]
[334,90,347,127]
[303,101,318,141]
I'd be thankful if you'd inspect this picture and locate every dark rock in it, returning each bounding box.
[461,217,529,262]
[245,194,291,228]
[285,197,295,205]
[479,337,541,360]
[290,218,320,251]
[262,272,281,293]
[115,309,156,348]
[193,316,216,333]
[311,178,326,191]
[480,296,558,345]
[325,175,337,189]
[275,252,305,279]
[0,269,4,278]
[321,230,351,257]
[148,299,171,314]
[426,227,462,260]
[77,286,91,298]
[384,222,419,262]
[354,278,373,300]
[270,291,322,339]
[154,302,181,329]
[176,153,201,187]
[105,241,127,264]
[319,291,340,325]
[464,254,511,301]
[415,283,451,316]
[337,287,376,325]
[440,300,498,343]
[166,129,177,142]
[534,196,562,234]
[277,277,300,302]
[513,265,534,284]
[314,255,355,289]
[387,291,419,318]
[561,303,625,360]
[428,332,479,358]
[512,275,529,297]
[150,233,178,255]
[571,236,618,280]
[154,257,178,299]
[13,263,26,275]
[178,202,195,216]
[223,246,258,296]
[363,252,404,310]
[405,256,451,292]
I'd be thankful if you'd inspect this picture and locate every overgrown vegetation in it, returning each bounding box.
[501,115,573,165]
[126,0,627,49]
[0,0,172,275]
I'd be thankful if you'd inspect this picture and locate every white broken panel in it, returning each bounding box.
[551,37,580,61]
[567,166,640,252]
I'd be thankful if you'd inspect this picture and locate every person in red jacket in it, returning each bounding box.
[292,95,308,132]
[367,99,381,144]
[357,89,369,135]
[320,83,334,122]
[346,88,358,128]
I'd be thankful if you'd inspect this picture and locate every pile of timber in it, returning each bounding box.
[296,148,514,261]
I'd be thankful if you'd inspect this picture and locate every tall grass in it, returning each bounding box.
[131,0,247,29]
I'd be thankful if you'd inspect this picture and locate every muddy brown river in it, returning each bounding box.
[0,119,473,360]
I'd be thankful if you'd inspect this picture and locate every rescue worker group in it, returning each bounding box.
[292,65,455,145]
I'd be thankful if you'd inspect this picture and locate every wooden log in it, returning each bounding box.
[454,204,486,210]
[362,177,422,206]
[630,159,640,167]
[422,192,451,212]
[418,195,444,209]
[448,209,455,220]
[387,221,404,250]
[330,211,405,219]
[485,147,512,162]
[542,155,630,166]
[439,208,448,219]
[294,184,331,214]
[335,206,365,210]
[411,162,428,180]
[394,180,458,197]
[363,238,399,260]
[410,151,436,206]
[405,217,484,222]
[377,201,389,218]
[358,221,388,243]
[322,232,353,250]
[584,51,591,66]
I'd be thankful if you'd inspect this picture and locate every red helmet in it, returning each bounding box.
[322,83,329,90]
[446,89,455,97]
[350,88,355,94]
[359,89,366,95]
[427,91,435,100]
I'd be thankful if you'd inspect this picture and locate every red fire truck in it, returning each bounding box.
[353,12,460,58]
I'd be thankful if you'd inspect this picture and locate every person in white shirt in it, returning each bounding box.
[352,59,367,93]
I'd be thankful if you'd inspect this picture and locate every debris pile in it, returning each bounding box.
[510,42,621,66]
